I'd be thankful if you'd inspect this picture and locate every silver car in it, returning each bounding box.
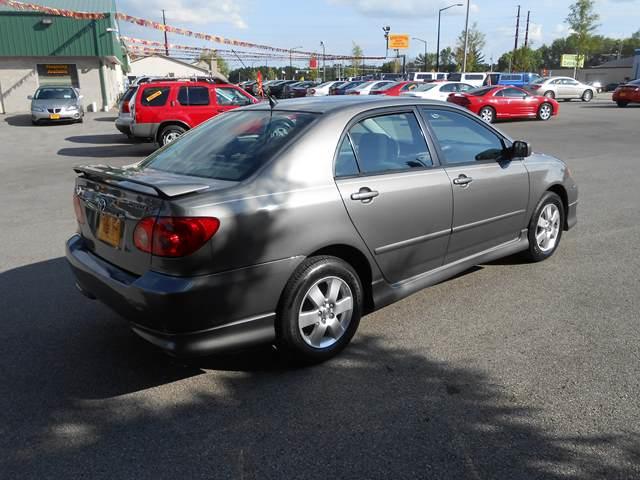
[66,96,578,363]
[525,76,595,102]
[29,86,84,124]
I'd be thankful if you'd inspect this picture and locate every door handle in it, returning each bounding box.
[351,188,379,202]
[453,174,473,186]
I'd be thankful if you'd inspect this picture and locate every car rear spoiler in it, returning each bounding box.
[74,165,210,198]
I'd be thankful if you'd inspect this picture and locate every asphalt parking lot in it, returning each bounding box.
[1,97,639,479]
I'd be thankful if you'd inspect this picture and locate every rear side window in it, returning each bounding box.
[422,109,505,164]
[139,111,317,181]
[335,136,360,177]
[349,112,432,174]
[177,86,210,106]
[141,87,169,106]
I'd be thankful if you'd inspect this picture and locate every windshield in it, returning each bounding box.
[414,83,438,92]
[468,86,496,96]
[376,82,398,91]
[531,77,548,84]
[35,87,76,100]
[139,111,318,182]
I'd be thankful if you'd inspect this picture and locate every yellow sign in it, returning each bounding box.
[145,90,163,102]
[388,34,410,50]
[561,54,584,68]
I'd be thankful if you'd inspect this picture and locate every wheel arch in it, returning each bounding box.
[307,244,375,314]
[546,183,569,230]
[156,120,190,143]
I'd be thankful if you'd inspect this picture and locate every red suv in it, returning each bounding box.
[130,80,257,146]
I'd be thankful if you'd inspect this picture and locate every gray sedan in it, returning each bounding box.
[66,96,578,363]
[29,86,84,124]
[525,76,595,101]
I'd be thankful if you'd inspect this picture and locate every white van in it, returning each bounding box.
[447,72,488,87]
[412,72,448,82]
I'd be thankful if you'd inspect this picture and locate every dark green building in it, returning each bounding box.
[0,0,127,113]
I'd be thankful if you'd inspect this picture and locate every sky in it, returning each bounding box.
[117,0,640,68]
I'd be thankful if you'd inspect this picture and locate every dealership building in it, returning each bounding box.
[0,0,127,114]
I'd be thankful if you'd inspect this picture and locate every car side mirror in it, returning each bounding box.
[511,140,532,158]
[27,95,33,100]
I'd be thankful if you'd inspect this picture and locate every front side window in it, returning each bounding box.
[139,111,317,181]
[177,86,210,106]
[215,87,253,106]
[348,112,432,174]
[141,87,169,106]
[422,109,506,164]
[497,87,526,98]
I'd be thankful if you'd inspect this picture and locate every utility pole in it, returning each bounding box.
[462,0,470,73]
[524,10,530,48]
[162,9,169,56]
[437,4,463,73]
[512,5,520,72]
[320,41,326,82]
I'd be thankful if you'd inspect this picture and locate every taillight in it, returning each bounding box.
[121,101,130,114]
[530,85,541,90]
[73,195,85,224]
[134,217,220,257]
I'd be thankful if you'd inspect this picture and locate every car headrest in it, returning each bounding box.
[356,132,398,172]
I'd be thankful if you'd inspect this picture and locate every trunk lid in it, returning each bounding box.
[74,165,218,276]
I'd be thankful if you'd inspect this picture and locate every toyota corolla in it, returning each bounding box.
[66,96,578,363]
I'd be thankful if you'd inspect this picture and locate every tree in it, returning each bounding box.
[348,42,364,77]
[414,53,437,71]
[454,23,486,71]
[565,0,600,62]
[497,46,542,72]
[198,49,230,76]
[438,47,456,72]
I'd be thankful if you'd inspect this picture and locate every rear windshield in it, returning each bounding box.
[468,86,496,96]
[122,87,136,102]
[629,79,640,85]
[139,111,318,181]
[35,87,76,99]
[374,82,397,91]
[414,83,438,92]
[531,77,548,84]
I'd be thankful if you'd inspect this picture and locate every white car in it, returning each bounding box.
[447,72,488,87]
[345,80,396,95]
[309,81,344,96]
[400,81,475,101]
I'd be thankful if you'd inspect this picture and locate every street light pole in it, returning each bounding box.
[413,37,428,71]
[436,3,463,73]
[320,41,326,82]
[289,45,302,80]
[462,0,471,72]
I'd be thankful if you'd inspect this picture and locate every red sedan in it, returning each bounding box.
[612,79,640,107]
[370,81,421,96]
[447,85,559,123]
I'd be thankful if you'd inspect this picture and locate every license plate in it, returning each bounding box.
[49,113,60,120]
[619,92,627,97]
[97,214,122,247]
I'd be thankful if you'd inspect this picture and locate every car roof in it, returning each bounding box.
[139,80,237,88]
[241,95,461,114]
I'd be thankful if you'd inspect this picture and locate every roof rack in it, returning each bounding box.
[134,75,227,85]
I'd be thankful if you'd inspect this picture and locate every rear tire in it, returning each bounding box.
[158,124,186,147]
[537,102,553,121]
[544,90,555,99]
[617,101,629,108]
[479,106,495,123]
[524,192,564,262]
[276,256,363,364]
[582,89,593,102]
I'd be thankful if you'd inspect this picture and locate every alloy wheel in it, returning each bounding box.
[163,131,182,144]
[539,104,552,120]
[535,204,561,252]
[480,108,494,123]
[298,276,354,349]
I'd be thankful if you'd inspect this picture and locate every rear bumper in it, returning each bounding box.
[66,235,302,355]
[115,116,133,135]
[130,122,159,140]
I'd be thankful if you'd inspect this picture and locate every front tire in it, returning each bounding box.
[537,102,553,121]
[582,89,593,102]
[158,124,186,147]
[544,90,555,99]
[277,256,363,364]
[524,192,564,262]
[479,106,495,123]
[617,101,629,108]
